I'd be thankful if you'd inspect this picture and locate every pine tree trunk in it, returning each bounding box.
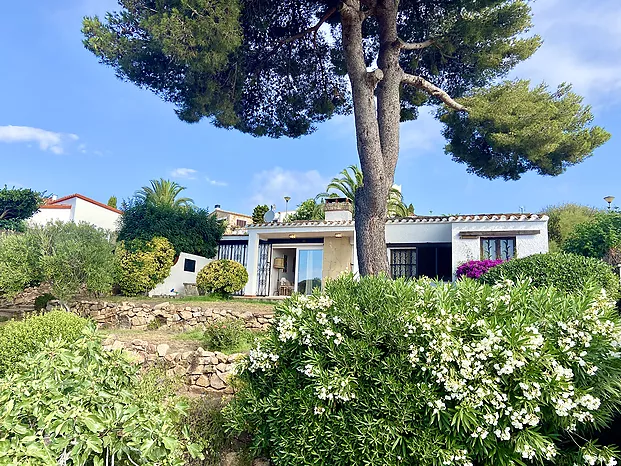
[341,0,400,276]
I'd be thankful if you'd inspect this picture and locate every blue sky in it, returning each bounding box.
[1,0,620,216]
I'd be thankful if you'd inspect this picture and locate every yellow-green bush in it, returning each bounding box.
[196,260,248,296]
[115,236,175,296]
[0,310,88,375]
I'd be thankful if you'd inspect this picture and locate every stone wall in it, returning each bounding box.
[102,335,244,394]
[53,300,274,331]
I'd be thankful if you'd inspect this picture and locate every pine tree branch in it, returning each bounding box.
[402,73,468,111]
[280,7,337,45]
[398,38,434,50]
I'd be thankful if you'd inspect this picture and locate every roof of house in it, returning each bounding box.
[212,208,253,219]
[247,213,547,228]
[40,193,123,214]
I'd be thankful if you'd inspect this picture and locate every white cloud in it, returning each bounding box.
[206,176,228,187]
[171,167,198,179]
[250,167,329,208]
[400,108,444,154]
[0,125,79,154]
[512,0,621,104]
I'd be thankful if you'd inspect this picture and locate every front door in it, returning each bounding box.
[296,249,323,295]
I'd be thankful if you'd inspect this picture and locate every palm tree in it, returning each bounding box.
[136,178,194,209]
[319,165,413,217]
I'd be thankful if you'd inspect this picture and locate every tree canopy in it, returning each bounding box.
[541,203,600,252]
[563,212,621,261]
[287,198,325,221]
[0,186,43,231]
[136,178,194,209]
[252,204,269,223]
[83,0,610,275]
[117,201,224,258]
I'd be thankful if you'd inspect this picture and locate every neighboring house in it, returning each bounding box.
[218,197,549,297]
[212,205,253,234]
[149,252,212,297]
[29,193,122,231]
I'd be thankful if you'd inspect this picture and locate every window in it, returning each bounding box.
[184,258,196,272]
[481,237,516,261]
[390,249,416,279]
[236,219,247,227]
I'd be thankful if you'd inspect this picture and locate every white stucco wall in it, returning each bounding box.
[29,197,120,231]
[451,219,549,278]
[73,198,121,231]
[29,208,72,226]
[149,252,213,297]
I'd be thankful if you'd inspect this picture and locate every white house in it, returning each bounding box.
[30,194,122,231]
[149,252,213,297]
[218,198,549,297]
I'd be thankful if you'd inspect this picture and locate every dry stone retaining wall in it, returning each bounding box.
[53,300,274,331]
[102,335,245,394]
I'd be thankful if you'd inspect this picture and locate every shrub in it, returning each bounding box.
[118,201,224,258]
[563,212,621,259]
[456,259,503,279]
[227,275,621,466]
[36,222,116,300]
[196,259,248,296]
[0,310,88,375]
[182,397,251,466]
[0,231,43,298]
[480,253,620,299]
[0,222,116,301]
[0,329,202,465]
[115,236,175,296]
[203,318,249,353]
[542,203,600,252]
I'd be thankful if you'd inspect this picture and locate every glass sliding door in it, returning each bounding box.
[297,249,323,295]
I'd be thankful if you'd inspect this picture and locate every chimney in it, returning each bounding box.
[324,197,353,221]
[214,204,221,210]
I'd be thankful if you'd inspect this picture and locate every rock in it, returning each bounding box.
[180,311,193,320]
[157,344,170,357]
[153,302,170,310]
[210,356,219,365]
[111,340,125,351]
[216,363,227,372]
[210,372,226,390]
[195,374,210,388]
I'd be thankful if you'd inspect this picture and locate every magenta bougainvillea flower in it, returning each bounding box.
[456,259,504,279]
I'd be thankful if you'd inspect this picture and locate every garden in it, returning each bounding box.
[2,186,621,465]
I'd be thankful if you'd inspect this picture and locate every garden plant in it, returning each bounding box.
[0,326,202,465]
[228,274,621,465]
[480,253,620,299]
[196,260,248,297]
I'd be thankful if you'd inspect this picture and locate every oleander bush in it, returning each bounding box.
[227,274,621,466]
[0,310,88,375]
[480,253,620,299]
[456,259,504,279]
[0,328,202,465]
[196,259,248,296]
